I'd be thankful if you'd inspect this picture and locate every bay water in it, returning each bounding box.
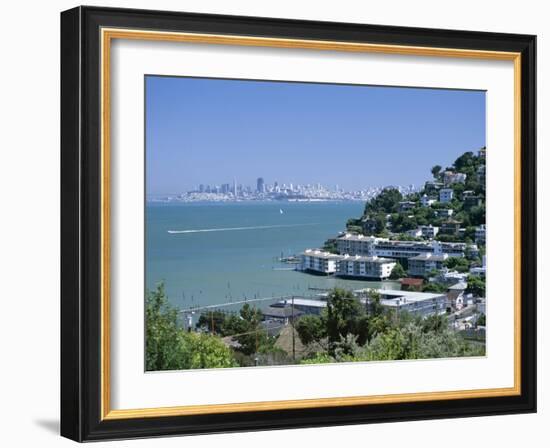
[145,201,398,312]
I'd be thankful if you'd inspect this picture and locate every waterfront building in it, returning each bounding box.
[272,297,329,316]
[302,289,448,318]
[300,249,340,274]
[337,254,396,280]
[300,249,396,279]
[408,253,449,277]
[256,177,265,193]
[439,188,454,203]
[335,234,468,265]
[358,289,448,318]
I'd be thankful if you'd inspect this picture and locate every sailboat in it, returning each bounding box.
[279,208,284,214]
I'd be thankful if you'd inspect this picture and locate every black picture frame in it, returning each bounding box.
[61,5,536,442]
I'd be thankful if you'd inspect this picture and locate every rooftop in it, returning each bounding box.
[355,288,446,303]
[302,249,341,259]
[448,281,468,290]
[262,306,304,319]
[274,298,328,309]
[409,253,449,261]
[400,278,424,287]
[340,254,395,263]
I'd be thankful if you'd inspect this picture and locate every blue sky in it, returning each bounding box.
[146,76,485,195]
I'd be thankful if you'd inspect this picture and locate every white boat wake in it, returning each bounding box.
[167,223,318,234]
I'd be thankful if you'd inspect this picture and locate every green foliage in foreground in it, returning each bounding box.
[296,289,390,357]
[298,289,485,365]
[145,283,238,371]
[300,319,484,365]
[196,303,276,357]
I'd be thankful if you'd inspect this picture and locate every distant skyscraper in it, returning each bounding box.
[257,177,265,193]
[233,178,237,197]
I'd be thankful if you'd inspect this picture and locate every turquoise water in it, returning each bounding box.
[146,201,397,311]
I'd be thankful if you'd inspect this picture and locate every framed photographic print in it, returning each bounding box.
[60,6,537,441]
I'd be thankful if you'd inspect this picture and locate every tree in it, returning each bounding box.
[364,188,403,215]
[373,213,387,234]
[181,332,239,369]
[444,257,470,273]
[146,283,187,371]
[389,262,406,280]
[422,282,448,293]
[453,152,475,171]
[477,313,486,327]
[469,204,486,226]
[196,310,228,334]
[146,283,237,370]
[466,275,486,297]
[224,303,272,356]
[296,314,326,347]
[431,165,442,179]
[326,289,369,353]
[322,238,338,254]
[421,314,447,333]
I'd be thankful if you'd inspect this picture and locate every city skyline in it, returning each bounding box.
[147,176,417,202]
[146,76,486,195]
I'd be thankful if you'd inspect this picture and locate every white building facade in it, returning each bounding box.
[338,255,396,279]
[335,234,468,260]
[301,249,339,274]
[301,248,396,279]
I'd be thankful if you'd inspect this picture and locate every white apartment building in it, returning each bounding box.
[439,188,454,203]
[338,254,396,279]
[300,249,340,274]
[335,234,468,260]
[301,249,396,279]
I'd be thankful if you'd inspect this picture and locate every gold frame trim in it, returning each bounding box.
[100,28,522,420]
